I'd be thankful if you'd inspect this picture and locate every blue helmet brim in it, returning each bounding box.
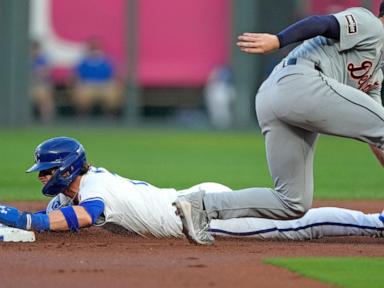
[26,162,60,173]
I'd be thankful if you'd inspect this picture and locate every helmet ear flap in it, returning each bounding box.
[42,147,86,197]
[42,170,65,197]
[42,153,85,197]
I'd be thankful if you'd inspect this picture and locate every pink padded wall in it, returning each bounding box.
[51,0,230,86]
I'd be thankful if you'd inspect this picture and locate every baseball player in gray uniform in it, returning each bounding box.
[174,4,384,245]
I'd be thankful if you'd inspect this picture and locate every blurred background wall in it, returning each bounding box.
[0,0,381,128]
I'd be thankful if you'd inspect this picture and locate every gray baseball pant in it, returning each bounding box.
[204,60,384,220]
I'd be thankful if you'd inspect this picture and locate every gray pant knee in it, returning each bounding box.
[283,199,312,219]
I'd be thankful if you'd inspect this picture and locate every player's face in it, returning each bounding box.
[38,168,57,185]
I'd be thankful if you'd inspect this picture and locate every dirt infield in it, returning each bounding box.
[1,200,384,288]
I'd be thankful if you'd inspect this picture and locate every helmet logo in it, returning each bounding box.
[35,153,41,163]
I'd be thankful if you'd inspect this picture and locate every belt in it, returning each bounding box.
[283,58,323,73]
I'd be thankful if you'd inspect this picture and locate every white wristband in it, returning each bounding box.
[26,214,32,230]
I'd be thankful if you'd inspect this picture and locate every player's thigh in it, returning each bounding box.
[285,75,384,143]
[321,77,384,141]
[264,120,318,207]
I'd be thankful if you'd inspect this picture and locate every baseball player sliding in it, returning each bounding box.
[174,3,384,245]
[0,137,383,242]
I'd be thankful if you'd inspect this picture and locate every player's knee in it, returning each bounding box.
[284,199,311,219]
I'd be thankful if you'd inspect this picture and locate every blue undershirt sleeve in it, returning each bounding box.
[79,199,105,224]
[277,15,340,48]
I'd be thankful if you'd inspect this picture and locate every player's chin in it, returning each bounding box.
[39,179,48,186]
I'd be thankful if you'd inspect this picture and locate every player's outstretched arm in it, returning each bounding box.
[237,15,340,54]
[0,199,104,232]
[47,199,105,231]
[0,205,51,231]
[48,206,93,231]
[0,205,92,232]
[237,33,280,54]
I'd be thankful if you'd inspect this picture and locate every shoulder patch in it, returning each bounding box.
[345,14,357,34]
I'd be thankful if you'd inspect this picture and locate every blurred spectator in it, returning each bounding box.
[30,40,55,123]
[73,38,122,117]
[204,65,236,129]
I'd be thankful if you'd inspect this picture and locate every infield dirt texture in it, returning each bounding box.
[1,200,383,288]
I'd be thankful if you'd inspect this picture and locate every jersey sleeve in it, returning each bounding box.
[78,173,106,204]
[333,8,383,51]
[78,183,105,204]
[79,199,105,224]
[276,15,340,48]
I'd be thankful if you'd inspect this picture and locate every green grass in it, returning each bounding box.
[0,127,382,200]
[265,257,384,288]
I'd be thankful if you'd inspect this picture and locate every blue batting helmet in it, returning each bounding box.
[26,137,87,197]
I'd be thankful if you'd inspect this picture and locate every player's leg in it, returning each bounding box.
[202,67,323,221]
[205,67,384,221]
[173,66,381,244]
[204,119,318,220]
[206,67,384,223]
[209,207,384,240]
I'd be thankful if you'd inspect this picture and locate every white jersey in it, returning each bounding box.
[78,167,182,237]
[46,167,384,240]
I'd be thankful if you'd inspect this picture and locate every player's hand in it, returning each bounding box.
[237,33,280,54]
[0,205,27,229]
[0,205,50,231]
